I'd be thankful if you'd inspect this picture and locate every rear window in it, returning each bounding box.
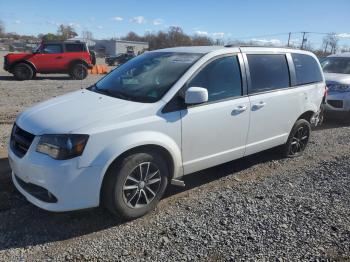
[292,53,323,85]
[65,43,86,52]
[247,54,290,94]
[321,57,350,74]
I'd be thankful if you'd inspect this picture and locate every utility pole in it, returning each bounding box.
[287,32,291,47]
[301,32,307,49]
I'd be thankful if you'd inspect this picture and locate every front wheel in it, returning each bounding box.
[13,63,34,80]
[281,119,311,158]
[102,151,169,219]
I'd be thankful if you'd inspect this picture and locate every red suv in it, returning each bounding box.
[4,41,96,80]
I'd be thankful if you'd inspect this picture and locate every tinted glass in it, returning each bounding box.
[93,52,202,103]
[42,44,62,54]
[247,54,290,93]
[321,57,350,74]
[292,53,323,84]
[187,56,242,102]
[65,43,85,52]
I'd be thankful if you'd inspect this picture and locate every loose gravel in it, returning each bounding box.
[0,52,350,261]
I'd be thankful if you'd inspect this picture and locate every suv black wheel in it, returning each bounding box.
[102,151,169,219]
[70,63,88,80]
[281,119,311,157]
[13,63,34,80]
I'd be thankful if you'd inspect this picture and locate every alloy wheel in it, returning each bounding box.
[122,162,162,209]
[289,126,309,155]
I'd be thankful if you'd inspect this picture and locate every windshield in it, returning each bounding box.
[32,44,41,53]
[92,52,202,102]
[321,57,350,74]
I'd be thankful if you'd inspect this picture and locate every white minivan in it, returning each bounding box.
[8,46,325,219]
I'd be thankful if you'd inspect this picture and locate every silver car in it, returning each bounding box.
[321,53,350,119]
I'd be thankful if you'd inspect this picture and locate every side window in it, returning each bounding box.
[187,56,242,102]
[247,54,290,94]
[42,44,62,54]
[292,53,323,85]
[65,43,85,52]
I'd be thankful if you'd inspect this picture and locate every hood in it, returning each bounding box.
[324,73,350,85]
[16,90,156,135]
[6,52,35,62]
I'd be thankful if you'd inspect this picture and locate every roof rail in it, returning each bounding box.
[42,40,84,43]
[224,44,298,49]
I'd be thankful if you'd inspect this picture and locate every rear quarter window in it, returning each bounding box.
[247,54,290,94]
[292,53,323,85]
[65,43,86,52]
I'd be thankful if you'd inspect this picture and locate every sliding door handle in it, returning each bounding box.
[252,102,266,110]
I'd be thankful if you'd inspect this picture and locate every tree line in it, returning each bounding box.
[120,27,218,50]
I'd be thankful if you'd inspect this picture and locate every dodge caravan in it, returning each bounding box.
[8,46,325,219]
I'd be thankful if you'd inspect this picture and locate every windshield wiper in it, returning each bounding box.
[91,84,133,101]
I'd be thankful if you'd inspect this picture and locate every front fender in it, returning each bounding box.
[80,130,183,184]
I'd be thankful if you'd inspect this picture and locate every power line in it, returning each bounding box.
[231,31,338,41]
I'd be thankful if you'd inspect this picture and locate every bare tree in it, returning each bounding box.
[192,35,214,46]
[323,33,339,54]
[82,30,93,40]
[121,27,215,50]
[0,20,5,37]
[122,31,143,42]
[57,24,77,40]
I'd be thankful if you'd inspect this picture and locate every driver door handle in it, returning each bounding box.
[56,56,63,59]
[232,105,247,113]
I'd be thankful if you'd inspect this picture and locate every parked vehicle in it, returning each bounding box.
[105,53,135,66]
[321,53,350,120]
[8,46,325,219]
[4,41,96,80]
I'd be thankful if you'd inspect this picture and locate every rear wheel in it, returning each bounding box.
[70,63,88,80]
[13,63,34,80]
[102,151,169,219]
[281,119,311,157]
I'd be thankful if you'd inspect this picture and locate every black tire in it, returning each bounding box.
[70,63,88,80]
[13,63,34,80]
[102,151,169,219]
[280,119,311,158]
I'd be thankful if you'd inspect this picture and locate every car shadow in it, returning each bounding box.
[314,117,350,131]
[0,119,346,251]
[0,75,72,81]
[0,147,284,251]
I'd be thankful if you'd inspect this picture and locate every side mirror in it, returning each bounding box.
[185,87,208,105]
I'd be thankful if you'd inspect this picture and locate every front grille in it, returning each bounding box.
[327,100,343,109]
[15,175,58,203]
[10,124,35,158]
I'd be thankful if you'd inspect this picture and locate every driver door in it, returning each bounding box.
[33,43,64,72]
[181,54,250,175]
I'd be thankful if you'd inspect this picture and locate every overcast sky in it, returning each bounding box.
[1,0,350,47]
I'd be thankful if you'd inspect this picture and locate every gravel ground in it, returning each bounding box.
[0,52,350,261]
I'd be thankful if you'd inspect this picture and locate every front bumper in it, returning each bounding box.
[324,91,350,113]
[8,137,103,212]
[3,57,9,72]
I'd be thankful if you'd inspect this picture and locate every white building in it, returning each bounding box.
[94,39,149,56]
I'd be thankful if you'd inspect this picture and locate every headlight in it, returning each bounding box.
[36,134,89,160]
[327,84,350,92]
